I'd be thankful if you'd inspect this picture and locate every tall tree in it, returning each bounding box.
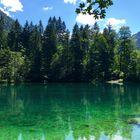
[80,25,90,54]
[86,33,109,81]
[103,24,117,79]
[26,25,42,82]
[8,19,22,51]
[42,18,57,81]
[69,23,83,81]
[118,26,137,80]
[53,27,70,81]
[21,21,30,54]
[38,20,44,35]
[0,16,6,49]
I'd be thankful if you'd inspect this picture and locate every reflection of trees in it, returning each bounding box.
[82,95,92,121]
[18,133,23,140]
[113,84,140,115]
[38,84,140,139]
[8,85,24,114]
[131,125,140,140]
[0,83,140,139]
[65,126,74,140]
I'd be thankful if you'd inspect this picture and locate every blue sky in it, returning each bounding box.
[0,0,139,34]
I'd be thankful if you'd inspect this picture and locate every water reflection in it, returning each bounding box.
[131,125,140,140]
[64,126,140,140]
[16,125,140,140]
[18,133,23,140]
[65,129,74,140]
[99,132,110,140]
[0,83,140,139]
[41,133,46,140]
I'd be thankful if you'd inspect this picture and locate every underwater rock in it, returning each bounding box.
[83,124,90,127]
[128,118,140,125]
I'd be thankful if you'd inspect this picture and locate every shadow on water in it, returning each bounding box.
[0,83,140,139]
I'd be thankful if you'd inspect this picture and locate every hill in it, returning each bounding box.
[0,10,14,31]
[133,31,140,48]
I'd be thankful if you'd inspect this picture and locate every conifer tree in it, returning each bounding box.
[69,23,83,81]
[42,18,57,81]
[8,19,22,51]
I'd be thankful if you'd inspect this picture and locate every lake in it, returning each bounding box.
[0,83,140,140]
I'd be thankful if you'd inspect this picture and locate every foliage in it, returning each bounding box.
[76,0,113,19]
[0,17,139,83]
[0,49,28,82]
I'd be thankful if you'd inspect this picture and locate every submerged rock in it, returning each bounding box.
[128,118,140,125]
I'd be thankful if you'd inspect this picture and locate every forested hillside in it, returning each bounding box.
[0,16,140,83]
[133,32,140,48]
[0,10,14,31]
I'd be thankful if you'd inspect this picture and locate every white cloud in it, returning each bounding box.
[64,0,77,5]
[106,18,126,26]
[43,7,53,11]
[64,0,86,5]
[81,0,86,2]
[0,7,10,16]
[106,18,126,30]
[0,0,23,16]
[76,13,102,25]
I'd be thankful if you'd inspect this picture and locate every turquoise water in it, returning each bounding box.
[0,83,140,140]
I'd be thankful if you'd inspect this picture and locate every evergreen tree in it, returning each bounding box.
[8,19,22,51]
[27,25,42,82]
[42,18,57,81]
[56,17,68,46]
[21,21,30,54]
[103,24,117,79]
[69,23,83,81]
[50,26,70,81]
[80,25,90,54]
[38,20,44,35]
[0,16,6,49]
[0,16,140,83]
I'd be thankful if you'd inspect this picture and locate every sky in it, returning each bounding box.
[0,0,140,34]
